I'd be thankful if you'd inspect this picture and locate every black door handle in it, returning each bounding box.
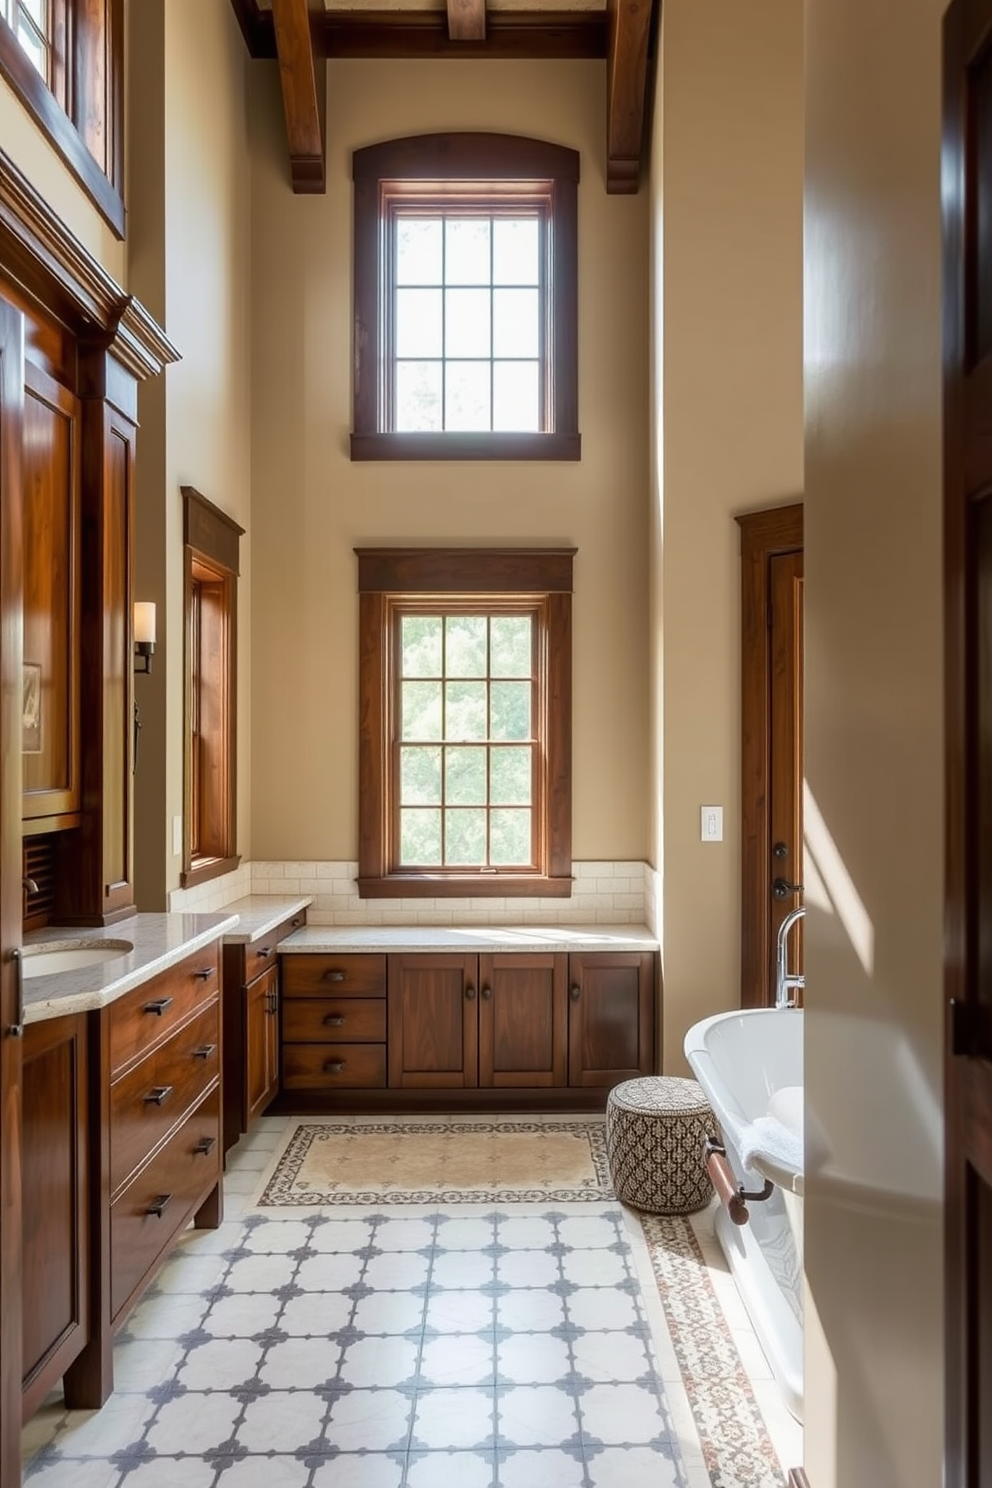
[772,878,804,901]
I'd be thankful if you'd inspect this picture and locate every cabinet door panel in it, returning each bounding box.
[246,966,279,1125]
[567,953,655,1087]
[479,953,567,1087]
[388,954,478,1088]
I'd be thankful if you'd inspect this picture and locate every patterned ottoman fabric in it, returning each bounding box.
[606,1075,715,1214]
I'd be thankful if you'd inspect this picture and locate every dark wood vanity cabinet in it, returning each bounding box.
[222,909,307,1152]
[21,1013,90,1421]
[281,948,654,1104]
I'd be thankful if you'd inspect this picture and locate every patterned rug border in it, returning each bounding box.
[253,1116,615,1207]
[640,1211,787,1488]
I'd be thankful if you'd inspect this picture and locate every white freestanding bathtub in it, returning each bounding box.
[684,1007,804,1421]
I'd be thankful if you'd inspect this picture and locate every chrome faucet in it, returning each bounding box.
[775,905,805,1009]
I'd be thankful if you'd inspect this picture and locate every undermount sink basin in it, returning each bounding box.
[22,940,134,979]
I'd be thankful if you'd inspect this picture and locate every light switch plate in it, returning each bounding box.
[701,805,723,842]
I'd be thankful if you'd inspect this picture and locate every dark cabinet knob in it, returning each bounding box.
[192,1044,216,1060]
[323,1014,346,1027]
[194,1136,217,1156]
[146,1194,172,1219]
[465,984,476,1000]
[291,916,302,928]
[773,841,789,860]
[144,1085,173,1106]
[324,1059,346,1074]
[194,967,215,981]
[570,985,581,1001]
[323,970,346,982]
[480,985,492,1000]
[144,997,173,1016]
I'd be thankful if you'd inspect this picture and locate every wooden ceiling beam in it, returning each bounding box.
[447,0,487,42]
[270,0,327,194]
[606,0,655,193]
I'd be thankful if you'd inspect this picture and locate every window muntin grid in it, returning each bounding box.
[394,610,538,870]
[4,0,50,81]
[388,206,547,435]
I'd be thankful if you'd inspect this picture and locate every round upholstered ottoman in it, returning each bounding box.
[605,1076,714,1214]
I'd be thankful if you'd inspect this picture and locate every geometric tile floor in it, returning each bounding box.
[22,1118,799,1488]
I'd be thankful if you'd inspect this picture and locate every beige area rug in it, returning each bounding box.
[253,1116,614,1206]
[640,1212,787,1488]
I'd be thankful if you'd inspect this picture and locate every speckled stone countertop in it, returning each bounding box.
[218,896,312,945]
[278,924,659,954]
[22,913,241,1025]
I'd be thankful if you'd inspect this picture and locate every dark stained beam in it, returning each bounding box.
[228,0,274,56]
[606,0,655,193]
[230,7,606,59]
[447,0,486,42]
[270,0,327,194]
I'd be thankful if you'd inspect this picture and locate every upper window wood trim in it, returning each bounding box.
[356,546,576,594]
[0,0,124,238]
[352,132,579,462]
[182,485,246,575]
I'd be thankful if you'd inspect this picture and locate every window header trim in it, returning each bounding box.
[355,546,576,594]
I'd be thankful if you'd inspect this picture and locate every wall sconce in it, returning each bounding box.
[134,602,156,674]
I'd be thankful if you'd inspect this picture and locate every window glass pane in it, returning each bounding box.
[401,615,443,677]
[445,614,487,677]
[396,219,442,285]
[446,218,491,285]
[491,681,531,740]
[493,290,540,358]
[445,808,486,864]
[401,808,442,865]
[400,746,442,805]
[15,13,46,76]
[490,746,532,805]
[445,362,491,432]
[396,362,442,432]
[493,362,540,433]
[402,680,442,741]
[445,746,487,805]
[490,808,532,865]
[445,289,491,358]
[490,616,532,677]
[397,288,443,358]
[445,680,487,740]
[20,0,46,28]
[493,218,540,286]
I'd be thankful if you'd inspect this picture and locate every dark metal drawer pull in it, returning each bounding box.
[267,991,278,1013]
[323,1059,346,1074]
[257,946,272,958]
[145,1085,173,1106]
[570,985,581,1001]
[194,1136,217,1156]
[192,1044,216,1060]
[291,916,302,927]
[144,997,173,1016]
[193,967,215,981]
[147,1194,172,1218]
[323,970,346,982]
[324,1014,346,1027]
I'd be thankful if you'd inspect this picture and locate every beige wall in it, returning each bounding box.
[803,0,945,1483]
[129,0,253,905]
[650,0,804,1069]
[0,75,125,281]
[249,59,650,863]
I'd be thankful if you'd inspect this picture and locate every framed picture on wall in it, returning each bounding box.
[23,663,41,754]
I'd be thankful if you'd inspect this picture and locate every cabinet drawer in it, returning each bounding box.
[282,954,386,999]
[110,945,220,1076]
[283,999,386,1044]
[110,1000,220,1195]
[282,1043,386,1089]
[110,1087,221,1321]
[245,941,278,986]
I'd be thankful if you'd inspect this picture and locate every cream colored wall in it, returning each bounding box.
[0,76,125,280]
[129,0,253,906]
[651,0,804,1070]
[803,0,944,1482]
[249,59,650,863]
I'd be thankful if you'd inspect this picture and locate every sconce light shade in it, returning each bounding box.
[134,601,156,674]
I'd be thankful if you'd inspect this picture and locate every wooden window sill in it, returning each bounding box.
[180,855,241,891]
[350,432,581,463]
[358,875,574,899]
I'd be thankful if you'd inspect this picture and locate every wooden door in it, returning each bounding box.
[567,953,654,1087]
[769,550,805,998]
[944,4,992,1482]
[245,966,279,1126]
[737,505,804,1007]
[0,298,24,1488]
[479,953,567,1087]
[387,954,478,1088]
